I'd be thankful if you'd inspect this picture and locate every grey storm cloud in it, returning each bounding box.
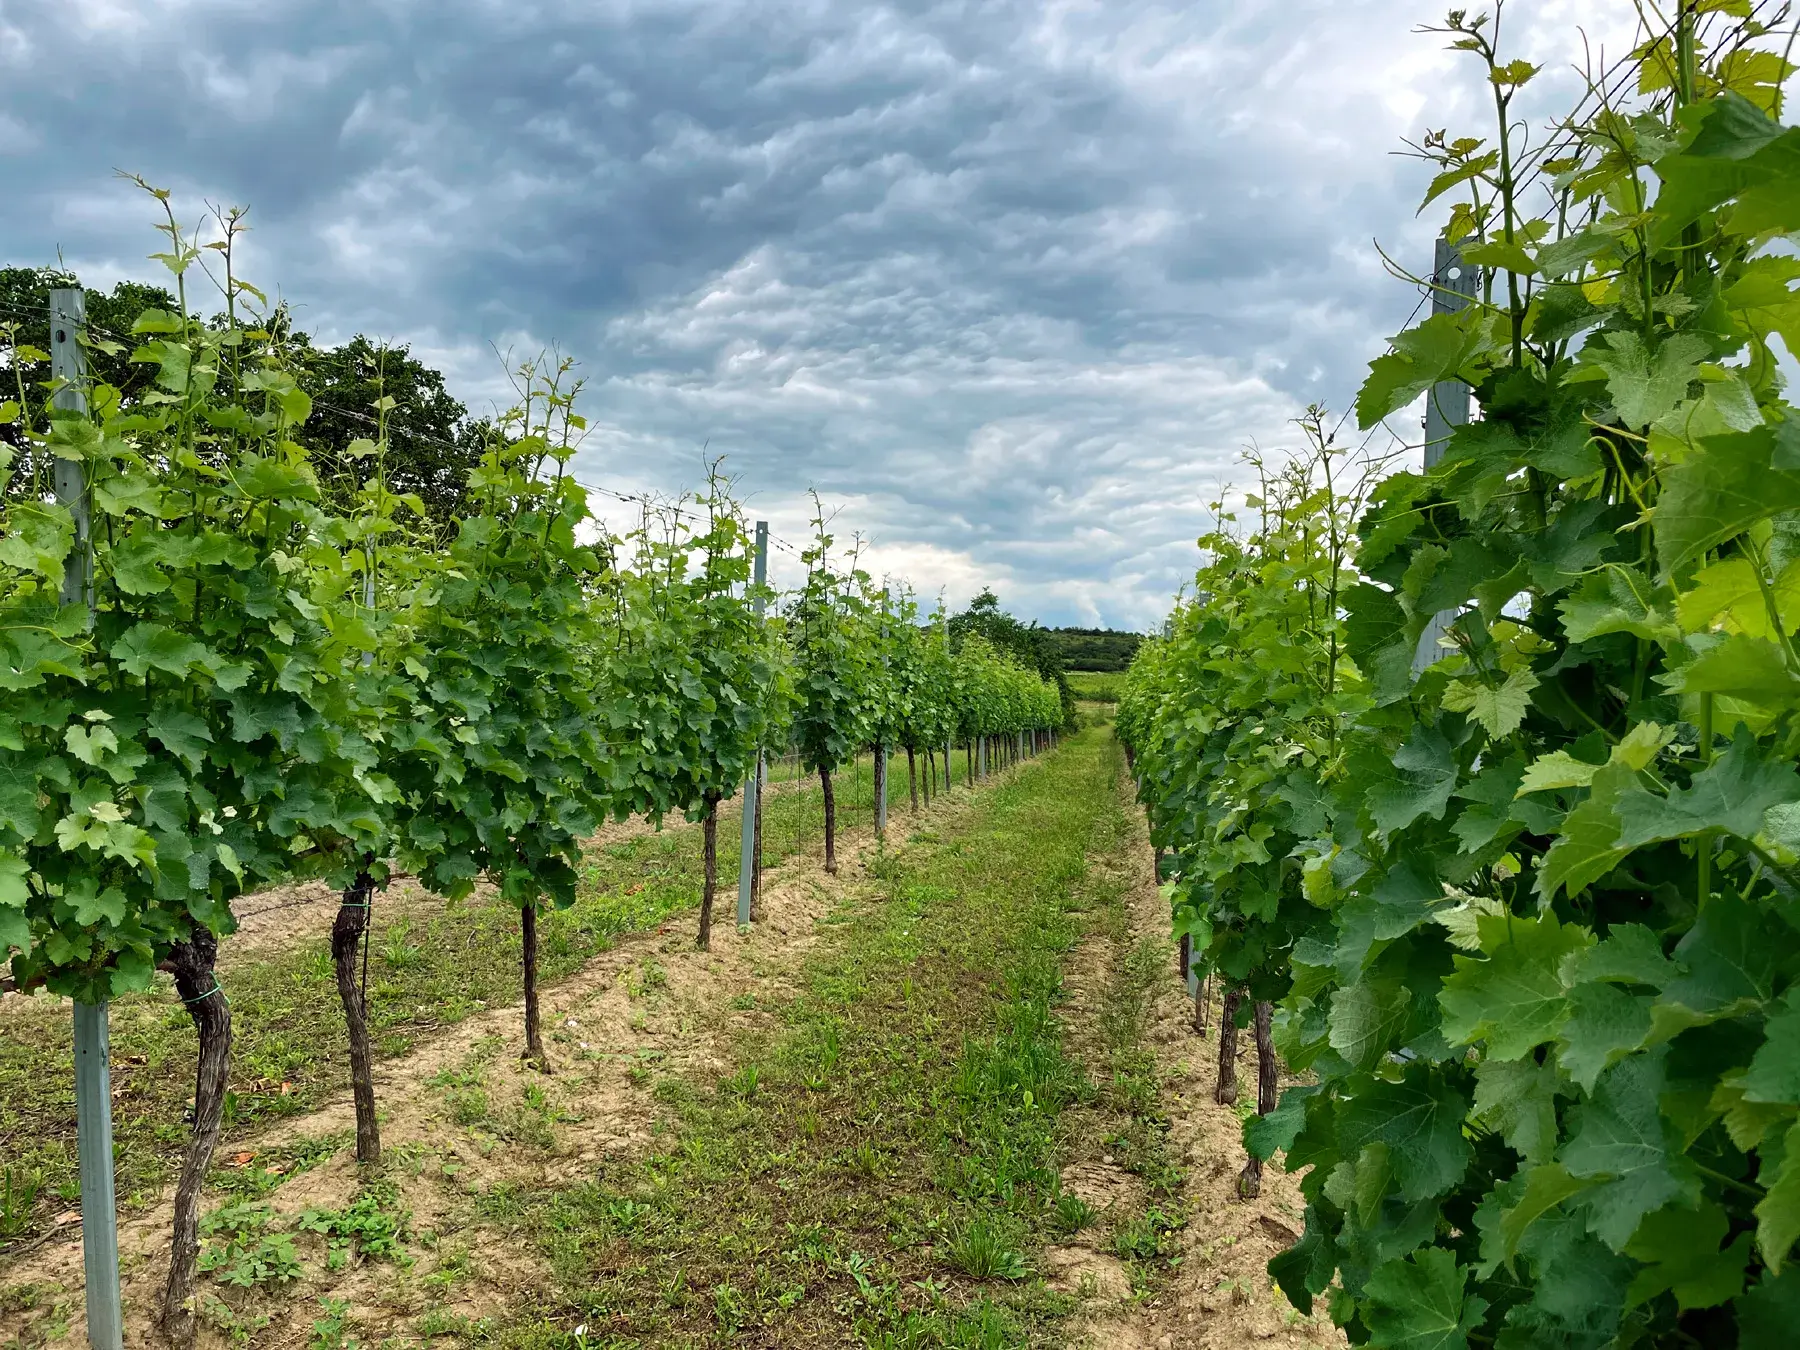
[0,0,1638,626]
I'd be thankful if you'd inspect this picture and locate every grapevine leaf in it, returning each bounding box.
[1439,912,1592,1059]
[1757,1120,1800,1273]
[1665,632,1800,703]
[1558,567,1679,643]
[1557,982,1654,1091]
[1654,426,1800,578]
[1745,988,1800,1104]
[1362,1248,1488,1350]
[1517,749,1602,794]
[0,852,29,951]
[1330,978,1412,1069]
[1740,1266,1800,1349]
[1677,555,1800,638]
[1560,1052,1702,1250]
[1586,330,1708,429]
[1471,1056,1561,1164]
[1536,762,1637,900]
[1498,1163,1594,1264]
[110,623,209,680]
[1246,1085,1316,1161]
[1336,1068,1472,1202]
[1562,923,1675,988]
[1369,725,1458,835]
[1441,666,1538,739]
[1613,726,1800,848]
[1357,310,1496,430]
[1623,1202,1751,1310]
[1659,891,1783,1019]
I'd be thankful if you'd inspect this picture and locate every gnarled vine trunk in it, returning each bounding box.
[1215,986,1244,1106]
[821,766,838,874]
[750,763,764,921]
[161,925,232,1344]
[698,792,722,948]
[1237,1000,1278,1199]
[332,868,381,1166]
[522,902,547,1070]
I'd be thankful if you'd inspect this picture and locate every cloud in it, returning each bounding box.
[0,0,1649,627]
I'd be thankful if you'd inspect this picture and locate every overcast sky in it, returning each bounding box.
[1,0,1637,627]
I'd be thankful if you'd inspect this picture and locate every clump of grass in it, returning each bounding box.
[946,1216,1029,1281]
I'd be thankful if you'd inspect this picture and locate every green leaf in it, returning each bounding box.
[1558,567,1678,643]
[1361,1248,1487,1350]
[1745,988,1800,1104]
[1623,1202,1751,1311]
[1614,725,1800,848]
[1665,633,1800,703]
[1329,978,1413,1069]
[1560,1052,1702,1251]
[1557,982,1654,1092]
[1336,1068,1472,1202]
[1369,725,1459,835]
[1654,426,1800,578]
[1498,1163,1594,1264]
[1659,891,1782,1018]
[1586,330,1708,429]
[1471,1056,1561,1164]
[1536,762,1636,901]
[110,623,209,680]
[1358,310,1496,430]
[1441,666,1538,739]
[1439,912,1592,1059]
[1245,1085,1316,1162]
[1517,749,1603,794]
[1740,1266,1800,1350]
[1758,1120,1800,1273]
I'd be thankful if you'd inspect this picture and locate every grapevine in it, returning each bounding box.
[1123,6,1800,1344]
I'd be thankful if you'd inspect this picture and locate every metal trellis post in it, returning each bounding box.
[1413,238,1478,674]
[874,592,889,837]
[53,288,122,1350]
[737,522,769,926]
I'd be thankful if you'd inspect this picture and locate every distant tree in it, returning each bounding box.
[3,266,484,533]
[948,588,1075,727]
[1043,626,1144,672]
[2,268,181,495]
[290,332,486,533]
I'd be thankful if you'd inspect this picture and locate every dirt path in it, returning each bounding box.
[0,781,1000,1350]
[1053,772,1342,1349]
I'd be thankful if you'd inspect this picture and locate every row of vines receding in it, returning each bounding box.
[1118,3,1800,1346]
[0,180,1066,1340]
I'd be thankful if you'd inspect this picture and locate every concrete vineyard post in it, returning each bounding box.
[53,287,123,1350]
[1412,238,1476,675]
[737,521,768,927]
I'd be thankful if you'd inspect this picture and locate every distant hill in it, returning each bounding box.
[1042,627,1143,672]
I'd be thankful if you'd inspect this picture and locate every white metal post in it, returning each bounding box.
[53,288,121,1350]
[1413,239,1476,674]
[737,522,768,926]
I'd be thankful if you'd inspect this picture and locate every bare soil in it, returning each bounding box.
[1057,776,1343,1350]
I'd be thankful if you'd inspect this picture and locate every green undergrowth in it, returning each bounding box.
[465,730,1118,1348]
[0,766,942,1253]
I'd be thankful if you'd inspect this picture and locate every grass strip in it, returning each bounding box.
[466,728,1122,1348]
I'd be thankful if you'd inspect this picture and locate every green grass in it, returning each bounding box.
[1065,671,1123,703]
[462,729,1122,1347]
[0,765,952,1250]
